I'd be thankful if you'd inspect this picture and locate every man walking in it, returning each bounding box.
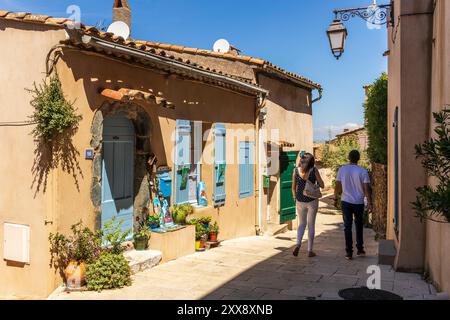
[333,150,372,260]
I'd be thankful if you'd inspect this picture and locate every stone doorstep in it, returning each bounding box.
[264,223,289,237]
[124,249,163,275]
[378,239,396,267]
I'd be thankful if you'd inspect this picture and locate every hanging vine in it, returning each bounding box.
[27,74,83,195]
[412,109,450,224]
[28,74,82,141]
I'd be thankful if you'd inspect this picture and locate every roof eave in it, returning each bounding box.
[68,32,268,98]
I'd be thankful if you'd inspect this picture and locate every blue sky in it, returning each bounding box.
[1,0,388,141]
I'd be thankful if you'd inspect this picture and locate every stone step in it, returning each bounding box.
[205,241,221,250]
[264,223,289,236]
[378,239,396,267]
[124,249,162,275]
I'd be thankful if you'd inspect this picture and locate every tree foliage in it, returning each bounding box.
[412,110,450,223]
[323,136,370,182]
[364,73,388,164]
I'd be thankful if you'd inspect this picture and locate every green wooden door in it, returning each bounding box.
[279,151,298,223]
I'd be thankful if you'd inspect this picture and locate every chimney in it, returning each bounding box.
[113,0,131,31]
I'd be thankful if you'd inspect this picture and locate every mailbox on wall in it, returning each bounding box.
[156,168,172,199]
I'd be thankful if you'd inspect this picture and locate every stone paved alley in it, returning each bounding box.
[49,198,436,300]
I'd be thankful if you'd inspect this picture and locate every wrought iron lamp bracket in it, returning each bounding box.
[333,4,393,26]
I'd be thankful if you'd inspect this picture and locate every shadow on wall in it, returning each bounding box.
[31,127,83,197]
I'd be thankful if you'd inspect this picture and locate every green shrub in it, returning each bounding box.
[86,252,131,292]
[28,74,82,141]
[322,136,370,184]
[364,73,388,164]
[412,110,450,223]
[101,217,131,254]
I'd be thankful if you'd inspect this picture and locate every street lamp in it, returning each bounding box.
[327,1,392,60]
[326,19,348,60]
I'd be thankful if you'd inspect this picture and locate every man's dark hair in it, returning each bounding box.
[349,150,360,164]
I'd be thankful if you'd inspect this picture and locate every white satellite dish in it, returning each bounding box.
[107,21,130,40]
[213,39,231,53]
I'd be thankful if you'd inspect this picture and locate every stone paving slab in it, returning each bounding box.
[49,201,437,300]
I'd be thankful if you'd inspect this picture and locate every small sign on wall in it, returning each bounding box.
[85,148,94,160]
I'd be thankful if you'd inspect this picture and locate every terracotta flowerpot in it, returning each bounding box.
[209,232,218,242]
[64,260,86,288]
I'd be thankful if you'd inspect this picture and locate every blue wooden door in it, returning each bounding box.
[101,114,135,239]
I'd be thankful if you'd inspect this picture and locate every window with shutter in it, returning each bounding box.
[239,141,254,199]
[213,123,226,207]
[174,120,203,205]
[174,120,191,204]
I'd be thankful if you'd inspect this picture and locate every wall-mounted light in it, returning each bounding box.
[326,19,348,60]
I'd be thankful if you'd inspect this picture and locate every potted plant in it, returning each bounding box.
[133,225,152,251]
[148,212,160,229]
[198,216,212,230]
[171,203,194,225]
[209,222,220,242]
[195,224,208,251]
[49,221,102,289]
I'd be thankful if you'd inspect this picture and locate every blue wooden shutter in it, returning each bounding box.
[239,142,254,199]
[214,123,226,207]
[174,120,191,204]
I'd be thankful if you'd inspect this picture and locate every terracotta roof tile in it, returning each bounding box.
[45,17,69,24]
[182,47,199,54]
[6,12,30,19]
[22,14,49,22]
[0,9,320,89]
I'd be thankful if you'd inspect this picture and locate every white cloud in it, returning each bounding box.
[314,123,363,141]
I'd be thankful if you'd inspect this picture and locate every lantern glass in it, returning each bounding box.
[327,19,348,59]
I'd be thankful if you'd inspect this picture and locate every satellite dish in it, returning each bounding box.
[107,21,130,40]
[213,39,231,53]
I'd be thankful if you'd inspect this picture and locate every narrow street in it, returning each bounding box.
[49,198,435,300]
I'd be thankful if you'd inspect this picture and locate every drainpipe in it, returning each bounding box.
[255,93,267,235]
[312,87,323,104]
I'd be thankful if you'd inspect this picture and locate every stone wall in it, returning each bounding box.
[371,162,387,238]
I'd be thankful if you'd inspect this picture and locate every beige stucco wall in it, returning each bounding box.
[424,0,450,295]
[257,74,313,230]
[0,21,66,299]
[386,0,433,272]
[387,0,450,295]
[55,48,258,239]
[1,20,258,298]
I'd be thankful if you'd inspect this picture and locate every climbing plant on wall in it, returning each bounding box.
[364,72,388,165]
[28,74,82,141]
[412,109,450,223]
[28,74,83,195]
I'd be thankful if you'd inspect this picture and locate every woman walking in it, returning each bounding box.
[292,152,324,257]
